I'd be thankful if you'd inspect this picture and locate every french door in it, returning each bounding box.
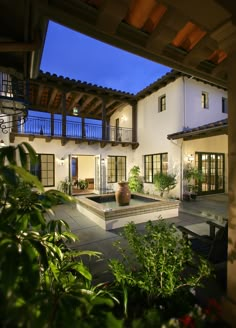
[196,152,225,195]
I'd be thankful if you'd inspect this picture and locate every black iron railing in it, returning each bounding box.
[18,116,133,142]
[0,72,28,133]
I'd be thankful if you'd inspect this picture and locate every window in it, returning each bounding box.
[107,156,126,183]
[159,95,166,112]
[27,154,55,187]
[222,97,228,113]
[201,91,209,109]
[144,153,168,183]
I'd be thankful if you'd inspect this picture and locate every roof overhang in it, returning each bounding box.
[1,0,236,87]
[167,119,228,141]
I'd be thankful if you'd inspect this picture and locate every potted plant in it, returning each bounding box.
[74,179,88,190]
[183,166,203,200]
[58,177,72,194]
[153,172,177,197]
[128,165,144,193]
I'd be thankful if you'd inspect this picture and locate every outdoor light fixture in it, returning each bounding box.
[121,114,128,122]
[0,71,28,134]
[187,154,194,162]
[0,139,6,148]
[73,107,79,116]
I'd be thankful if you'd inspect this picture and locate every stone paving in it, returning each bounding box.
[46,193,228,291]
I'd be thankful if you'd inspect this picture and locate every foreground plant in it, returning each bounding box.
[109,220,212,319]
[0,143,121,327]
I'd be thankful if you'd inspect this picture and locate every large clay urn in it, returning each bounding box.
[115,181,131,206]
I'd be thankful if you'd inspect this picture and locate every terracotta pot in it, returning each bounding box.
[115,181,131,206]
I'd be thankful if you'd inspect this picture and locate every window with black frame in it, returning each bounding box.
[201,91,209,109]
[27,154,55,187]
[107,156,126,183]
[159,94,166,112]
[144,153,168,183]
[222,97,228,113]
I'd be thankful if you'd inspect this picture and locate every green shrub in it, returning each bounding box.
[0,143,120,328]
[128,165,143,193]
[109,220,211,316]
[153,172,177,197]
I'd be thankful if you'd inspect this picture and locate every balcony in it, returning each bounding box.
[0,72,28,133]
[10,115,139,149]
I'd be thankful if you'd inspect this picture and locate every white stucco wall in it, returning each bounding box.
[184,77,228,128]
[77,155,94,180]
[133,78,185,197]
[8,75,228,199]
[12,135,136,191]
[110,104,132,129]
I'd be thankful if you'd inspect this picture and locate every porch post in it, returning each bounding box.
[101,96,107,140]
[222,52,236,324]
[106,117,110,141]
[132,101,137,143]
[61,91,67,137]
[51,113,54,136]
[81,117,85,138]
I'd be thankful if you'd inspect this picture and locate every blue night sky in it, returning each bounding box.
[40,21,171,94]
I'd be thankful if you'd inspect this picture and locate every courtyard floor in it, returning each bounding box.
[46,193,228,305]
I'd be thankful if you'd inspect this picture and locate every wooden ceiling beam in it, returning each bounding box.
[81,95,94,109]
[36,84,44,105]
[48,88,59,109]
[86,99,102,115]
[96,0,128,34]
[67,93,84,111]
[0,40,41,52]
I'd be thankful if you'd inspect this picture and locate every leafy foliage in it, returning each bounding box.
[128,166,143,193]
[183,165,203,193]
[0,143,121,327]
[153,172,177,197]
[109,220,211,318]
[57,176,72,194]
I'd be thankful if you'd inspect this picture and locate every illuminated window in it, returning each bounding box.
[107,156,126,183]
[27,154,55,187]
[144,153,168,183]
[201,92,209,109]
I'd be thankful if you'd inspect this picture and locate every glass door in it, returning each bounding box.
[94,155,101,193]
[196,152,225,195]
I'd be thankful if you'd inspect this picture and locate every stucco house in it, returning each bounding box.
[0,69,228,199]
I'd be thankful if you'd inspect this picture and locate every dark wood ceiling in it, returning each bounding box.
[1,0,236,88]
[28,71,134,119]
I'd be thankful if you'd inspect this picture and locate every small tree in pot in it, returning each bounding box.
[153,172,177,197]
[183,165,203,200]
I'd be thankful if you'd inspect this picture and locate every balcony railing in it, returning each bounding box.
[0,72,28,133]
[17,116,133,143]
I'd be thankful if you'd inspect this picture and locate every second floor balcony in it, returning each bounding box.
[10,115,139,149]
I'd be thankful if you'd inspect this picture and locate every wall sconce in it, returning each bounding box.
[60,157,65,166]
[101,158,105,165]
[0,139,6,148]
[121,115,128,122]
[187,154,194,162]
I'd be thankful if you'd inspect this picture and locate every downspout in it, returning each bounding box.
[183,76,186,131]
[169,138,184,200]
